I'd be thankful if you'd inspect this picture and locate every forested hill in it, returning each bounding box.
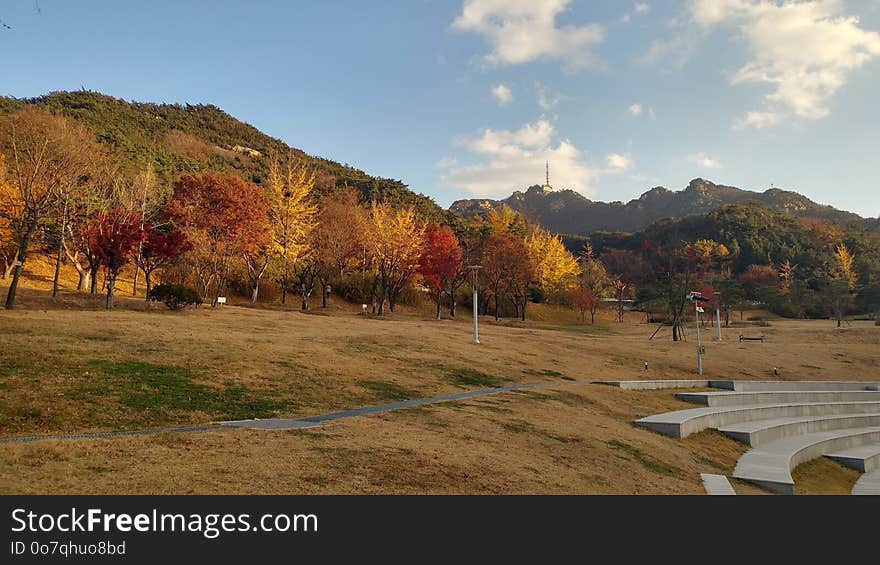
[567,201,880,285]
[0,90,446,220]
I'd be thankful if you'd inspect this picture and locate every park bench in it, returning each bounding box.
[739,333,766,342]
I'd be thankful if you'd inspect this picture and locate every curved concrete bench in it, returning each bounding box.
[676,390,880,407]
[732,427,880,495]
[700,474,736,495]
[852,470,880,495]
[715,381,880,392]
[720,414,880,447]
[825,444,880,473]
[635,401,880,438]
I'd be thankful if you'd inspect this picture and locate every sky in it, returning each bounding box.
[2,0,879,217]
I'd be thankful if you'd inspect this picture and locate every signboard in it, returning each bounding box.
[217,297,227,304]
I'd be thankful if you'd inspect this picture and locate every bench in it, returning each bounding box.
[739,333,766,342]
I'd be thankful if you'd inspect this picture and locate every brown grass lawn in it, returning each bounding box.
[0,265,878,494]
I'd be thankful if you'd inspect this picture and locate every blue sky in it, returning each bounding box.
[2,1,879,217]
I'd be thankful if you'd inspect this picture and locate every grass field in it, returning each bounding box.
[1,268,878,494]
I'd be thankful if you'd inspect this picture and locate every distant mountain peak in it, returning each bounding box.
[449,178,867,235]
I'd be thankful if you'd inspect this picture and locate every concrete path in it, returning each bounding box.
[0,380,589,444]
[700,473,736,495]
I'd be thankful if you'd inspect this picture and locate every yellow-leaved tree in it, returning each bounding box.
[834,244,857,289]
[265,152,317,305]
[367,202,425,316]
[525,227,581,297]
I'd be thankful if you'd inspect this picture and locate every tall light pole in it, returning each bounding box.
[467,265,482,344]
[687,291,710,376]
[713,290,722,341]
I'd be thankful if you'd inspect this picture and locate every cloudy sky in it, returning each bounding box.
[2,1,879,216]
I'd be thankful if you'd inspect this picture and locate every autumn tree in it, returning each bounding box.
[485,204,526,236]
[0,159,19,279]
[165,173,270,306]
[366,202,425,316]
[310,188,367,307]
[1,107,95,308]
[601,249,651,323]
[482,233,532,321]
[825,243,858,327]
[86,207,145,309]
[266,153,316,305]
[571,250,611,323]
[418,223,463,320]
[134,225,191,299]
[526,227,580,298]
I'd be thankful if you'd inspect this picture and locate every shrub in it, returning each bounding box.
[148,284,203,310]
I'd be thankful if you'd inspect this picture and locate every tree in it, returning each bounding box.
[165,173,270,306]
[778,260,797,295]
[601,249,651,323]
[833,244,857,290]
[367,203,425,316]
[87,207,145,309]
[738,264,778,301]
[0,159,19,279]
[1,107,95,308]
[135,225,191,299]
[418,223,463,320]
[482,233,533,321]
[310,188,367,308]
[266,153,316,305]
[485,204,525,236]
[572,246,611,323]
[525,227,580,298]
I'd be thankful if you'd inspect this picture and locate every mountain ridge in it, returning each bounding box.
[450,178,872,235]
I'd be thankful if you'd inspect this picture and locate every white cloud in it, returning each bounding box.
[622,2,651,23]
[607,153,633,171]
[688,152,723,169]
[452,0,604,69]
[435,156,458,168]
[491,83,513,106]
[627,103,643,116]
[441,119,632,196]
[686,0,880,125]
[536,81,562,109]
[734,110,782,129]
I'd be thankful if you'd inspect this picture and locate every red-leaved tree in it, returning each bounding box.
[418,223,463,320]
[135,226,192,299]
[87,207,145,309]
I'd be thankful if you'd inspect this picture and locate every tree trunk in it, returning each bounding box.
[450,292,456,318]
[281,281,287,305]
[436,292,442,320]
[144,271,152,300]
[52,236,64,298]
[4,226,35,309]
[301,287,309,311]
[494,288,500,321]
[89,264,100,294]
[105,276,116,310]
[3,259,14,280]
[520,300,526,321]
[77,269,91,292]
[251,280,260,304]
[321,284,328,308]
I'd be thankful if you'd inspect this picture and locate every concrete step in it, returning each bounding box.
[635,401,880,438]
[852,470,880,495]
[825,444,880,473]
[713,381,880,392]
[700,474,736,495]
[732,426,880,495]
[676,390,880,407]
[592,380,713,390]
[719,414,880,447]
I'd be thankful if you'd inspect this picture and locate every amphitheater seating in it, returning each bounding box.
[622,380,880,495]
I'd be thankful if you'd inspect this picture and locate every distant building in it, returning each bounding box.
[231,145,262,158]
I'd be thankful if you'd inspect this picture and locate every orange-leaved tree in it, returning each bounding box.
[165,173,270,306]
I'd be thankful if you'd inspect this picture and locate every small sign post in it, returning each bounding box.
[217,297,227,305]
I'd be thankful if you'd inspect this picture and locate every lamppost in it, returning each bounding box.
[687,291,710,376]
[467,265,482,344]
[713,290,722,341]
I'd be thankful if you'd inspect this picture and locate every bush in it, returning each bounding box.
[148,284,203,310]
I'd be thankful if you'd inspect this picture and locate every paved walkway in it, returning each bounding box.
[0,380,589,444]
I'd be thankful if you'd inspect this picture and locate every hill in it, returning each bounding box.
[0,90,446,220]
[450,178,871,235]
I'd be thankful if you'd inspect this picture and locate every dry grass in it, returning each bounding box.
[0,270,878,494]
